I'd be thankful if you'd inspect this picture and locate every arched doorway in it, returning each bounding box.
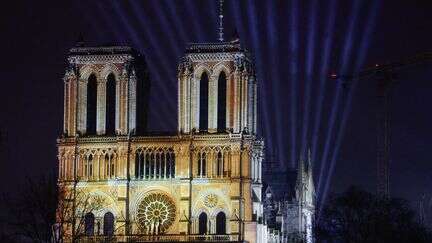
[198,212,207,235]
[216,212,226,234]
[103,212,114,236]
[84,212,95,236]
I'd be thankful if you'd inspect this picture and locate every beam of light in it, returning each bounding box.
[311,0,338,167]
[94,2,127,43]
[317,0,362,197]
[73,2,106,43]
[289,0,299,168]
[234,0,275,165]
[161,0,192,43]
[111,1,177,129]
[144,2,182,59]
[183,0,206,42]
[320,0,381,212]
[265,0,282,166]
[208,0,218,40]
[300,0,319,161]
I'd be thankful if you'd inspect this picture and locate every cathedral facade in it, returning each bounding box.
[57,39,267,242]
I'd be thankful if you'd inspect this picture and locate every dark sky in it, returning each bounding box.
[1,0,432,216]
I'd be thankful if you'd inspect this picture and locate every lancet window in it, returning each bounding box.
[197,152,207,177]
[86,74,97,135]
[135,148,175,180]
[104,153,116,179]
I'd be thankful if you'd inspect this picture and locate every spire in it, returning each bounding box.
[218,0,224,42]
[307,147,312,175]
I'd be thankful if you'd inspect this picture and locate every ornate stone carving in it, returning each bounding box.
[137,193,176,234]
[204,194,218,208]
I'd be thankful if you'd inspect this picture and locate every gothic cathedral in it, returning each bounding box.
[57,37,267,242]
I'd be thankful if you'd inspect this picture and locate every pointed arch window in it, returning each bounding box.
[198,212,208,235]
[216,212,226,234]
[217,72,227,132]
[86,154,93,178]
[86,74,97,135]
[217,151,223,177]
[103,212,115,236]
[199,73,209,131]
[106,73,116,135]
[198,152,207,177]
[84,212,95,236]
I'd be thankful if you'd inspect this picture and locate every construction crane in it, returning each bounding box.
[331,51,432,198]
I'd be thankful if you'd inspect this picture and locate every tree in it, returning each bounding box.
[0,173,108,243]
[0,174,57,242]
[316,186,432,243]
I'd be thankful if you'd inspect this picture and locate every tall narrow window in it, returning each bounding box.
[106,73,116,135]
[217,152,223,177]
[217,72,227,132]
[216,212,226,234]
[198,152,207,177]
[103,212,114,236]
[199,73,209,131]
[198,212,208,235]
[84,212,95,236]
[88,154,93,178]
[87,74,97,135]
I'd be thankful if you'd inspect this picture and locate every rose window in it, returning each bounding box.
[137,193,176,234]
[204,194,218,208]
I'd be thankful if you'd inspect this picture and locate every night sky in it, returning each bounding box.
[1,0,432,216]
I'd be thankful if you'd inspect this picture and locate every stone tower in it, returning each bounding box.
[57,39,265,242]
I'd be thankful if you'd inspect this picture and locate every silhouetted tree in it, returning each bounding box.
[0,173,106,243]
[0,174,57,242]
[316,186,432,243]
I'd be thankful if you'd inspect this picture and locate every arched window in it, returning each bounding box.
[156,153,161,179]
[169,151,175,178]
[216,212,226,234]
[145,153,151,179]
[199,73,209,131]
[197,152,207,177]
[84,212,95,236]
[198,212,207,235]
[86,74,97,135]
[103,212,115,236]
[88,154,93,178]
[135,152,143,179]
[150,153,156,179]
[217,152,223,177]
[217,72,227,132]
[106,73,116,135]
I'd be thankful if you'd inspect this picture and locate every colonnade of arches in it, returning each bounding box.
[84,212,115,236]
[86,73,116,135]
[198,71,227,132]
[195,148,231,178]
[78,150,118,180]
[134,148,176,179]
[196,212,227,235]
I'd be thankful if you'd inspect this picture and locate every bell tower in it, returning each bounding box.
[177,39,258,134]
[63,46,148,137]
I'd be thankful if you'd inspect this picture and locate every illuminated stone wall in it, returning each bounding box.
[57,43,265,242]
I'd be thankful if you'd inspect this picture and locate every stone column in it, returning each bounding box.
[192,74,199,131]
[208,75,218,133]
[77,78,87,134]
[128,70,137,133]
[63,79,69,135]
[96,81,106,135]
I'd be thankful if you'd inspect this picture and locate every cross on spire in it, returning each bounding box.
[218,0,224,42]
